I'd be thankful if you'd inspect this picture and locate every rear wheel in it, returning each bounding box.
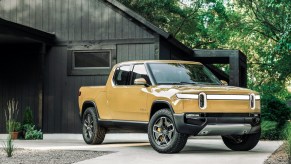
[148,109,188,153]
[82,107,106,144]
[222,131,260,151]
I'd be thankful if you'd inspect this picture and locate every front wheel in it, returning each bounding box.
[148,109,188,153]
[222,131,261,151]
[82,107,106,145]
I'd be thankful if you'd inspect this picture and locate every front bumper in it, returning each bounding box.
[173,113,260,135]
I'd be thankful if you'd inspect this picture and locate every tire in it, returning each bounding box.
[82,107,106,145]
[148,109,188,153]
[222,130,261,151]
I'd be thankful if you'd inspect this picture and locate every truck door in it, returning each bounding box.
[107,64,150,121]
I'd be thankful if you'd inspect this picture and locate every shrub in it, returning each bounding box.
[261,95,291,127]
[6,120,21,132]
[24,124,43,140]
[261,121,283,140]
[22,106,34,126]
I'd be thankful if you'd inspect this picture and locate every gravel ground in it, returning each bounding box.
[0,148,111,164]
[264,143,290,164]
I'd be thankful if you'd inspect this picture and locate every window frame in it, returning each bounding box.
[112,64,132,86]
[129,64,152,86]
[68,49,115,76]
[72,50,111,69]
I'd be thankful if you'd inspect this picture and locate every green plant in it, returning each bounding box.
[261,121,283,140]
[24,124,43,140]
[4,99,20,132]
[2,99,19,157]
[3,135,14,157]
[261,95,291,127]
[22,106,34,126]
[6,120,21,132]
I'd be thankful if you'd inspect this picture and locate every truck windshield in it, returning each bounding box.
[148,63,221,85]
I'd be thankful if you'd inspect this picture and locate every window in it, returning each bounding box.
[113,65,131,85]
[73,51,110,69]
[68,49,114,76]
[130,64,151,85]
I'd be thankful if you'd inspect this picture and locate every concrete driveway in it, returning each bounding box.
[1,134,283,164]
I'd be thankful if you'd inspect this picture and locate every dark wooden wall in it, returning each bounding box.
[159,37,188,60]
[0,44,42,133]
[0,0,159,133]
[0,0,154,41]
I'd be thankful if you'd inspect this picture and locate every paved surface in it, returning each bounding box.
[0,134,283,164]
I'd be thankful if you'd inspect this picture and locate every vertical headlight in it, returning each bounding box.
[250,93,255,110]
[199,92,207,110]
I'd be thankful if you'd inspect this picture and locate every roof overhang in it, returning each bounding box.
[0,18,55,45]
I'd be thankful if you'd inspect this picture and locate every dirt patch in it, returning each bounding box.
[0,148,111,164]
[264,142,290,164]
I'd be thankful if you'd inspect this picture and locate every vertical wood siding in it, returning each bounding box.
[0,0,160,133]
[117,44,156,63]
[0,0,154,41]
[0,45,42,133]
[44,46,110,132]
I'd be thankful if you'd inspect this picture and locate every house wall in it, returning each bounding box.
[0,0,159,133]
[0,43,42,133]
[159,37,189,60]
[0,0,154,41]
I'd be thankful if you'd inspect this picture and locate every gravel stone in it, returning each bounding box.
[0,148,110,164]
[264,143,290,164]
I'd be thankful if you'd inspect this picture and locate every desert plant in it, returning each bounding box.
[3,135,14,157]
[24,124,43,140]
[22,106,34,126]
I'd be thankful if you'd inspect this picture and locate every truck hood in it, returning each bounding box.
[151,85,258,97]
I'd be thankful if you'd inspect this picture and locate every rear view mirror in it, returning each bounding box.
[220,80,228,86]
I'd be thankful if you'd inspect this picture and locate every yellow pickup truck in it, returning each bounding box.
[78,60,261,153]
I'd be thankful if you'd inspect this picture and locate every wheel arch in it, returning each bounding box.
[149,100,175,120]
[81,101,99,122]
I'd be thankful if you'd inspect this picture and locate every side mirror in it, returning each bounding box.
[220,80,228,86]
[134,78,148,86]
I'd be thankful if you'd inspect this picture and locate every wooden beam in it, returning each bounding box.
[192,49,247,87]
[38,43,45,129]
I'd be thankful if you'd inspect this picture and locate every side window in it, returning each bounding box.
[113,65,131,85]
[130,64,151,85]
